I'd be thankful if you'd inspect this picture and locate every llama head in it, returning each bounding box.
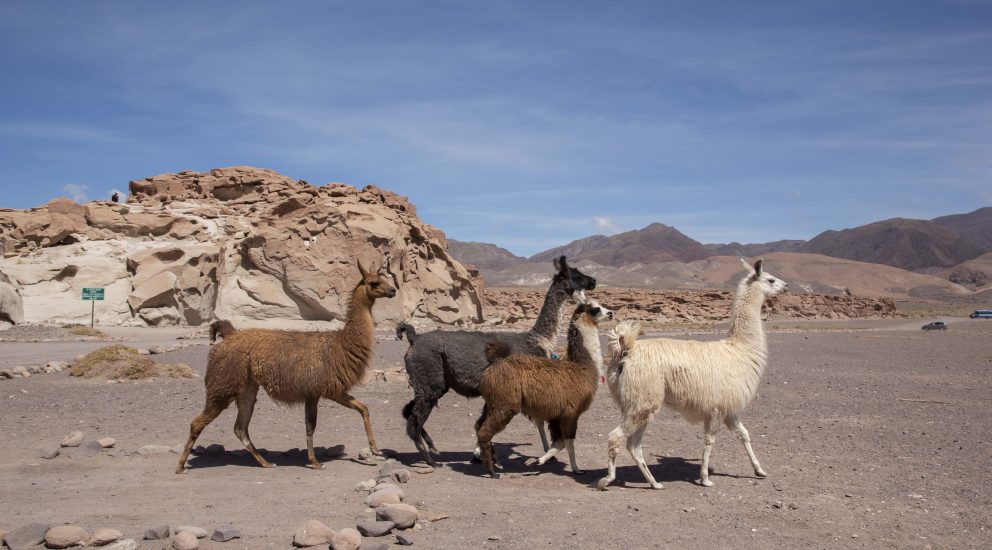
[575,299,614,324]
[740,258,787,296]
[357,259,398,300]
[554,255,597,293]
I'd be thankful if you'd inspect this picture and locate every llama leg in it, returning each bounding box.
[726,414,766,478]
[700,416,720,487]
[559,417,582,474]
[304,398,322,470]
[596,425,624,490]
[565,439,582,475]
[175,397,230,474]
[627,421,663,489]
[405,394,439,466]
[233,379,272,468]
[533,417,551,452]
[421,429,439,455]
[535,418,563,465]
[473,403,489,461]
[334,393,380,454]
[476,407,516,478]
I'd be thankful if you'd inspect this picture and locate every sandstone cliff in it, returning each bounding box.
[0,167,483,327]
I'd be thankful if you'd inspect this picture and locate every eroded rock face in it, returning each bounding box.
[0,166,483,327]
[0,269,24,326]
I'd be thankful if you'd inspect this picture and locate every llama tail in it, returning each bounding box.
[210,319,236,344]
[609,320,642,359]
[396,322,417,344]
[484,341,513,363]
[402,400,415,419]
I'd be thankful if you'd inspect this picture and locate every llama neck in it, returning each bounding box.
[340,286,375,350]
[567,316,602,375]
[528,279,571,353]
[727,279,767,354]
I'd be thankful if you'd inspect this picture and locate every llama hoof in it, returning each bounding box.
[307,462,323,470]
[755,469,767,478]
[490,472,501,480]
[700,478,714,487]
[525,457,539,466]
[650,482,664,490]
[259,461,276,468]
[572,469,584,475]
[175,466,187,474]
[595,478,611,491]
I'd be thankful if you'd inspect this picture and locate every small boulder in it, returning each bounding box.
[356,520,395,537]
[364,543,390,550]
[90,528,124,546]
[366,490,402,508]
[4,523,50,550]
[210,526,240,542]
[293,520,336,547]
[172,531,199,550]
[44,525,90,549]
[38,445,60,459]
[396,533,414,546]
[12,366,30,378]
[98,437,117,448]
[174,526,207,539]
[61,431,84,447]
[330,528,362,550]
[0,368,14,379]
[144,525,171,540]
[354,479,377,492]
[377,504,419,529]
[391,469,411,483]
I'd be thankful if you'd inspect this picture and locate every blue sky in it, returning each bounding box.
[1,1,990,256]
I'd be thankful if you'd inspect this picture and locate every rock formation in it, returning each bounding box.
[0,166,483,327]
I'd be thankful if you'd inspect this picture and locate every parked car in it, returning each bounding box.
[970,309,992,319]
[922,321,948,331]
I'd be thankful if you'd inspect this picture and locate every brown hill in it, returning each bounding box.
[485,252,969,299]
[447,240,526,271]
[703,239,805,257]
[797,218,985,270]
[932,207,992,251]
[529,223,710,266]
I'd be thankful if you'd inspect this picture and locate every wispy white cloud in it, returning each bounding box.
[60,183,88,203]
[593,216,619,234]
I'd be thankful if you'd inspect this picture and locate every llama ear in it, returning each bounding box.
[753,259,764,275]
[357,259,369,278]
[740,258,755,274]
[555,255,569,274]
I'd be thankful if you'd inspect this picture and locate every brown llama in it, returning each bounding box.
[475,296,613,478]
[175,260,397,473]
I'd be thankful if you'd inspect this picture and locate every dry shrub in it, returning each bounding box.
[62,324,105,338]
[69,345,194,380]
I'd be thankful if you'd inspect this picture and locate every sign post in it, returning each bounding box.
[81,288,105,327]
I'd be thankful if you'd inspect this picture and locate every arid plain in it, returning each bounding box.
[2,317,989,549]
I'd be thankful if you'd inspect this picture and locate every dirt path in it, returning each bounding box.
[2,320,990,548]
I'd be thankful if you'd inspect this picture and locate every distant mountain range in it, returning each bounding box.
[448,207,992,298]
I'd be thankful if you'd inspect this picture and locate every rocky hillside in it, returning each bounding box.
[447,240,526,271]
[703,239,805,257]
[483,287,897,326]
[529,223,710,266]
[797,218,985,270]
[0,167,483,327]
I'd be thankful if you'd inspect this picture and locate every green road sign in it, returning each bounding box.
[82,288,105,301]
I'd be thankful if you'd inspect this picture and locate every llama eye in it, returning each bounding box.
[370,282,379,288]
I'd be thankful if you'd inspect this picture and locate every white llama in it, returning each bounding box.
[597,258,787,489]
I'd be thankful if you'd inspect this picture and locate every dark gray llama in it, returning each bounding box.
[396,256,596,467]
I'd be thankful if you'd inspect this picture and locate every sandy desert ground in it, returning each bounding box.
[1,318,991,549]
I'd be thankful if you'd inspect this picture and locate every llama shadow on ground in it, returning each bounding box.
[183,446,360,471]
[588,454,765,488]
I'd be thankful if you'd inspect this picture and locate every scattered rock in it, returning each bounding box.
[330,528,362,550]
[788,503,800,510]
[3,523,50,550]
[98,437,117,448]
[324,444,345,458]
[363,542,390,550]
[391,469,411,483]
[356,520,395,537]
[144,525,171,540]
[44,525,89,548]
[426,514,449,522]
[61,431,84,447]
[293,520,336,547]
[396,533,414,546]
[26,365,40,374]
[90,528,124,546]
[38,445,60,459]
[172,531,199,550]
[354,479,377,492]
[78,439,104,457]
[377,504,419,529]
[175,526,207,539]
[137,445,172,455]
[210,526,241,542]
[102,539,137,550]
[358,448,375,461]
[374,482,402,493]
[366,488,403,508]
[12,366,29,378]
[0,368,12,379]
[170,444,184,454]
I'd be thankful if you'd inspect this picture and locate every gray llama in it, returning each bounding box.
[396,256,597,467]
